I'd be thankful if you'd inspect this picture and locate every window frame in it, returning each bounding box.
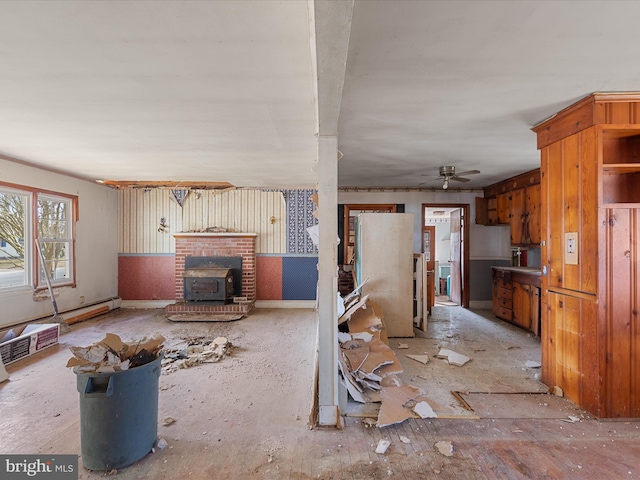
[0,181,78,292]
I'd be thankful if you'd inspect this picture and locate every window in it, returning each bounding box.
[0,184,76,291]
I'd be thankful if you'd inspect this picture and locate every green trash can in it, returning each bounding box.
[75,355,163,470]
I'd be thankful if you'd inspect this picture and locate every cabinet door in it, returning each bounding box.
[510,188,526,244]
[497,193,510,224]
[512,281,532,330]
[526,184,541,246]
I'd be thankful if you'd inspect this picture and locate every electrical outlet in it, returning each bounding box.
[565,232,578,265]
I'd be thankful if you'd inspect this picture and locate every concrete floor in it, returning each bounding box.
[1,306,639,479]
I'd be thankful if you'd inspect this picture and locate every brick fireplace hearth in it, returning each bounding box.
[165,233,257,316]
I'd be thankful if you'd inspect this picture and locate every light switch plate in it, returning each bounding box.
[565,232,578,265]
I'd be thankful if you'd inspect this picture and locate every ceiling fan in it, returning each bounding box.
[421,166,481,189]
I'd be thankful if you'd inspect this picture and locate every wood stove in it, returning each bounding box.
[183,256,242,303]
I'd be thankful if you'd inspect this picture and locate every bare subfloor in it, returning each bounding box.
[1,306,640,479]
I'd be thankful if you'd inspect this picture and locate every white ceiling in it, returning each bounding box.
[2,1,640,190]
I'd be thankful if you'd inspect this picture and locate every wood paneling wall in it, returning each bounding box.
[118,189,286,254]
[536,93,640,418]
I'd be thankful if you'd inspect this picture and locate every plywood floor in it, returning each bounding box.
[1,306,639,479]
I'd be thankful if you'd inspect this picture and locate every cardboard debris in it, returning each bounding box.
[351,331,373,343]
[437,348,471,367]
[162,336,232,373]
[549,385,564,397]
[406,354,430,365]
[377,385,423,427]
[1,323,60,366]
[67,333,164,373]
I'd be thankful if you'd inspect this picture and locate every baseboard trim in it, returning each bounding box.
[121,300,174,309]
[255,300,316,309]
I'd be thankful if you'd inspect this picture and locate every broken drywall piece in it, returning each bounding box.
[399,436,411,444]
[338,294,369,325]
[397,343,409,349]
[525,360,542,368]
[375,439,391,454]
[413,401,438,419]
[377,385,423,427]
[435,441,453,457]
[561,415,581,424]
[338,332,352,343]
[437,348,471,367]
[362,417,377,428]
[351,331,373,343]
[406,354,430,365]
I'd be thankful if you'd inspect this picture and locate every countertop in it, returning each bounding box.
[491,266,542,275]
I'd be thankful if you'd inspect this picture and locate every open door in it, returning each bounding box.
[422,203,469,309]
[449,209,462,305]
[423,226,435,315]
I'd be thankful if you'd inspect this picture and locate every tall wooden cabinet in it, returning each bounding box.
[533,92,640,418]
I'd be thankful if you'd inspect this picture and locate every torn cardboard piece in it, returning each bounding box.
[377,385,423,427]
[67,333,164,373]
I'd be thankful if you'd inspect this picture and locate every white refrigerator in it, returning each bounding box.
[354,213,414,337]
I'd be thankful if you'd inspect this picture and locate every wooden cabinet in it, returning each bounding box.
[478,170,541,244]
[492,267,541,335]
[533,92,640,418]
[496,192,510,224]
[491,268,513,321]
[512,271,541,336]
[509,184,541,246]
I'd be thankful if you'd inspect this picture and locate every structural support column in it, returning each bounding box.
[316,134,339,426]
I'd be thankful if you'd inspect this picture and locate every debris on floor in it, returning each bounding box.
[162,417,177,426]
[525,360,542,368]
[375,439,391,454]
[397,343,409,349]
[413,401,438,419]
[337,286,447,427]
[406,354,430,364]
[435,440,454,457]
[66,333,164,373]
[436,348,471,367]
[162,336,232,374]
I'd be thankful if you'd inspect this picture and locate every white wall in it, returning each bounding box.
[338,190,511,260]
[0,159,118,327]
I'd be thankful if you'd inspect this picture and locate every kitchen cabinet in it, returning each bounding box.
[509,184,541,246]
[491,267,541,335]
[512,271,541,336]
[533,92,640,418]
[491,268,512,322]
[496,192,510,224]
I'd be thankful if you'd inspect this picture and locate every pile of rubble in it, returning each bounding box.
[161,336,232,374]
[66,333,164,373]
[338,288,444,427]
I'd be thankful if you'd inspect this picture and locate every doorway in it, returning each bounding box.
[422,203,470,308]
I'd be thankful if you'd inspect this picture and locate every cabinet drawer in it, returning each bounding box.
[497,286,513,300]
[494,305,512,321]
[496,296,513,309]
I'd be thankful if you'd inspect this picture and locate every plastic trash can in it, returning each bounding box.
[75,354,162,470]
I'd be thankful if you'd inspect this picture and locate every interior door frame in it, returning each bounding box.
[421,203,470,308]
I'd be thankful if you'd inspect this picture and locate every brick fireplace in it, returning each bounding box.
[165,233,257,317]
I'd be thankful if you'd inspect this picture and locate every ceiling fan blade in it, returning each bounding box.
[455,169,480,176]
[451,176,471,182]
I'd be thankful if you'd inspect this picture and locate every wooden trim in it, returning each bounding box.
[546,286,597,301]
[101,180,235,190]
[483,169,541,198]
